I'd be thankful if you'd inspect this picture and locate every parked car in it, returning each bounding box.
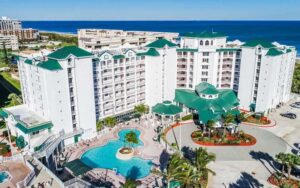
[280,112,297,119]
[290,103,300,109]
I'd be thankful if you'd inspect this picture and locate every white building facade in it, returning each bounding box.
[177,32,241,91]
[0,34,19,50]
[0,16,22,31]
[78,29,179,51]
[238,41,297,113]
[0,31,297,156]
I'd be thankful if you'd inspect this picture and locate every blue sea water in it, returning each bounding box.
[23,21,300,55]
[80,129,152,179]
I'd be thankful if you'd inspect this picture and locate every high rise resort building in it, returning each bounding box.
[0,16,21,30]
[0,16,39,41]
[0,30,296,158]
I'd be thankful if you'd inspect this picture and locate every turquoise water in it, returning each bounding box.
[0,171,10,183]
[81,129,153,179]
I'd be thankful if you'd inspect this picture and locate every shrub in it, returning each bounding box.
[181,114,193,121]
[2,130,8,137]
[0,144,10,155]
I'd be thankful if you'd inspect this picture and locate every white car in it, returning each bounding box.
[291,103,300,109]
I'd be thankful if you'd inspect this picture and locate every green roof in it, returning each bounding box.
[266,48,284,56]
[176,48,198,52]
[113,55,125,60]
[16,121,53,134]
[24,59,33,65]
[182,31,226,38]
[242,40,275,48]
[174,85,239,124]
[0,109,8,118]
[47,46,93,60]
[146,39,177,48]
[37,59,62,71]
[137,48,160,56]
[152,101,182,116]
[216,48,241,52]
[65,159,92,176]
[196,82,219,95]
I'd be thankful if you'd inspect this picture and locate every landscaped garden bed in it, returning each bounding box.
[119,147,133,154]
[268,173,300,188]
[191,130,256,146]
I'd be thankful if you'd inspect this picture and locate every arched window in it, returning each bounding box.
[200,40,203,46]
[205,40,209,46]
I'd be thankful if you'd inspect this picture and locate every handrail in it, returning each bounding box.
[30,156,65,188]
[16,160,35,188]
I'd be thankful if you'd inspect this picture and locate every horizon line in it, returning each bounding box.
[21,19,300,22]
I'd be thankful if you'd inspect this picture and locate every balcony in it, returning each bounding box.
[114,71,124,75]
[102,88,113,94]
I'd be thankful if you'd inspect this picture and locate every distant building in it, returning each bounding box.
[0,16,39,41]
[0,34,19,50]
[78,29,179,51]
[0,16,21,31]
[0,28,39,41]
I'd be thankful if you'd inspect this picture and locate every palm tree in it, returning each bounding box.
[121,178,140,188]
[103,116,117,128]
[134,104,148,116]
[222,113,235,136]
[194,148,216,175]
[152,153,184,188]
[96,120,104,131]
[125,131,138,148]
[276,152,300,179]
[8,93,20,106]
[176,162,202,188]
[206,120,215,138]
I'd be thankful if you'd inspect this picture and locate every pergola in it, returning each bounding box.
[152,101,182,125]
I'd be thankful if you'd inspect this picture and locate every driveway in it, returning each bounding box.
[165,123,288,161]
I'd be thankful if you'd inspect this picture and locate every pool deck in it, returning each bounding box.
[0,160,31,188]
[63,116,166,187]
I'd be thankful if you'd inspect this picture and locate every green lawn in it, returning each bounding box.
[0,63,8,68]
[0,72,21,91]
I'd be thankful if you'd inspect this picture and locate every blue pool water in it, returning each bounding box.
[80,129,152,179]
[0,171,10,183]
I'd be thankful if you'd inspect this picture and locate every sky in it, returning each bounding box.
[1,0,300,21]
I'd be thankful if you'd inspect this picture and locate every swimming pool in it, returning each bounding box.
[81,129,153,179]
[0,171,10,183]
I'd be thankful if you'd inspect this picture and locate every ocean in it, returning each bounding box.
[23,21,300,55]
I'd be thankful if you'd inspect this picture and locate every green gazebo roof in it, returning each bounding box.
[174,83,240,124]
[196,82,219,95]
[152,101,182,116]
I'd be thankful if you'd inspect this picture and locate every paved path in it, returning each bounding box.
[165,123,288,161]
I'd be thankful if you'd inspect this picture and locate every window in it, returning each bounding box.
[205,40,209,46]
[202,65,209,69]
[203,58,209,63]
[203,52,209,56]
[200,40,203,46]
[201,78,208,82]
[202,71,208,76]
[211,41,213,45]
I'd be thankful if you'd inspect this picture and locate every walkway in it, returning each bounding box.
[165,123,288,161]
